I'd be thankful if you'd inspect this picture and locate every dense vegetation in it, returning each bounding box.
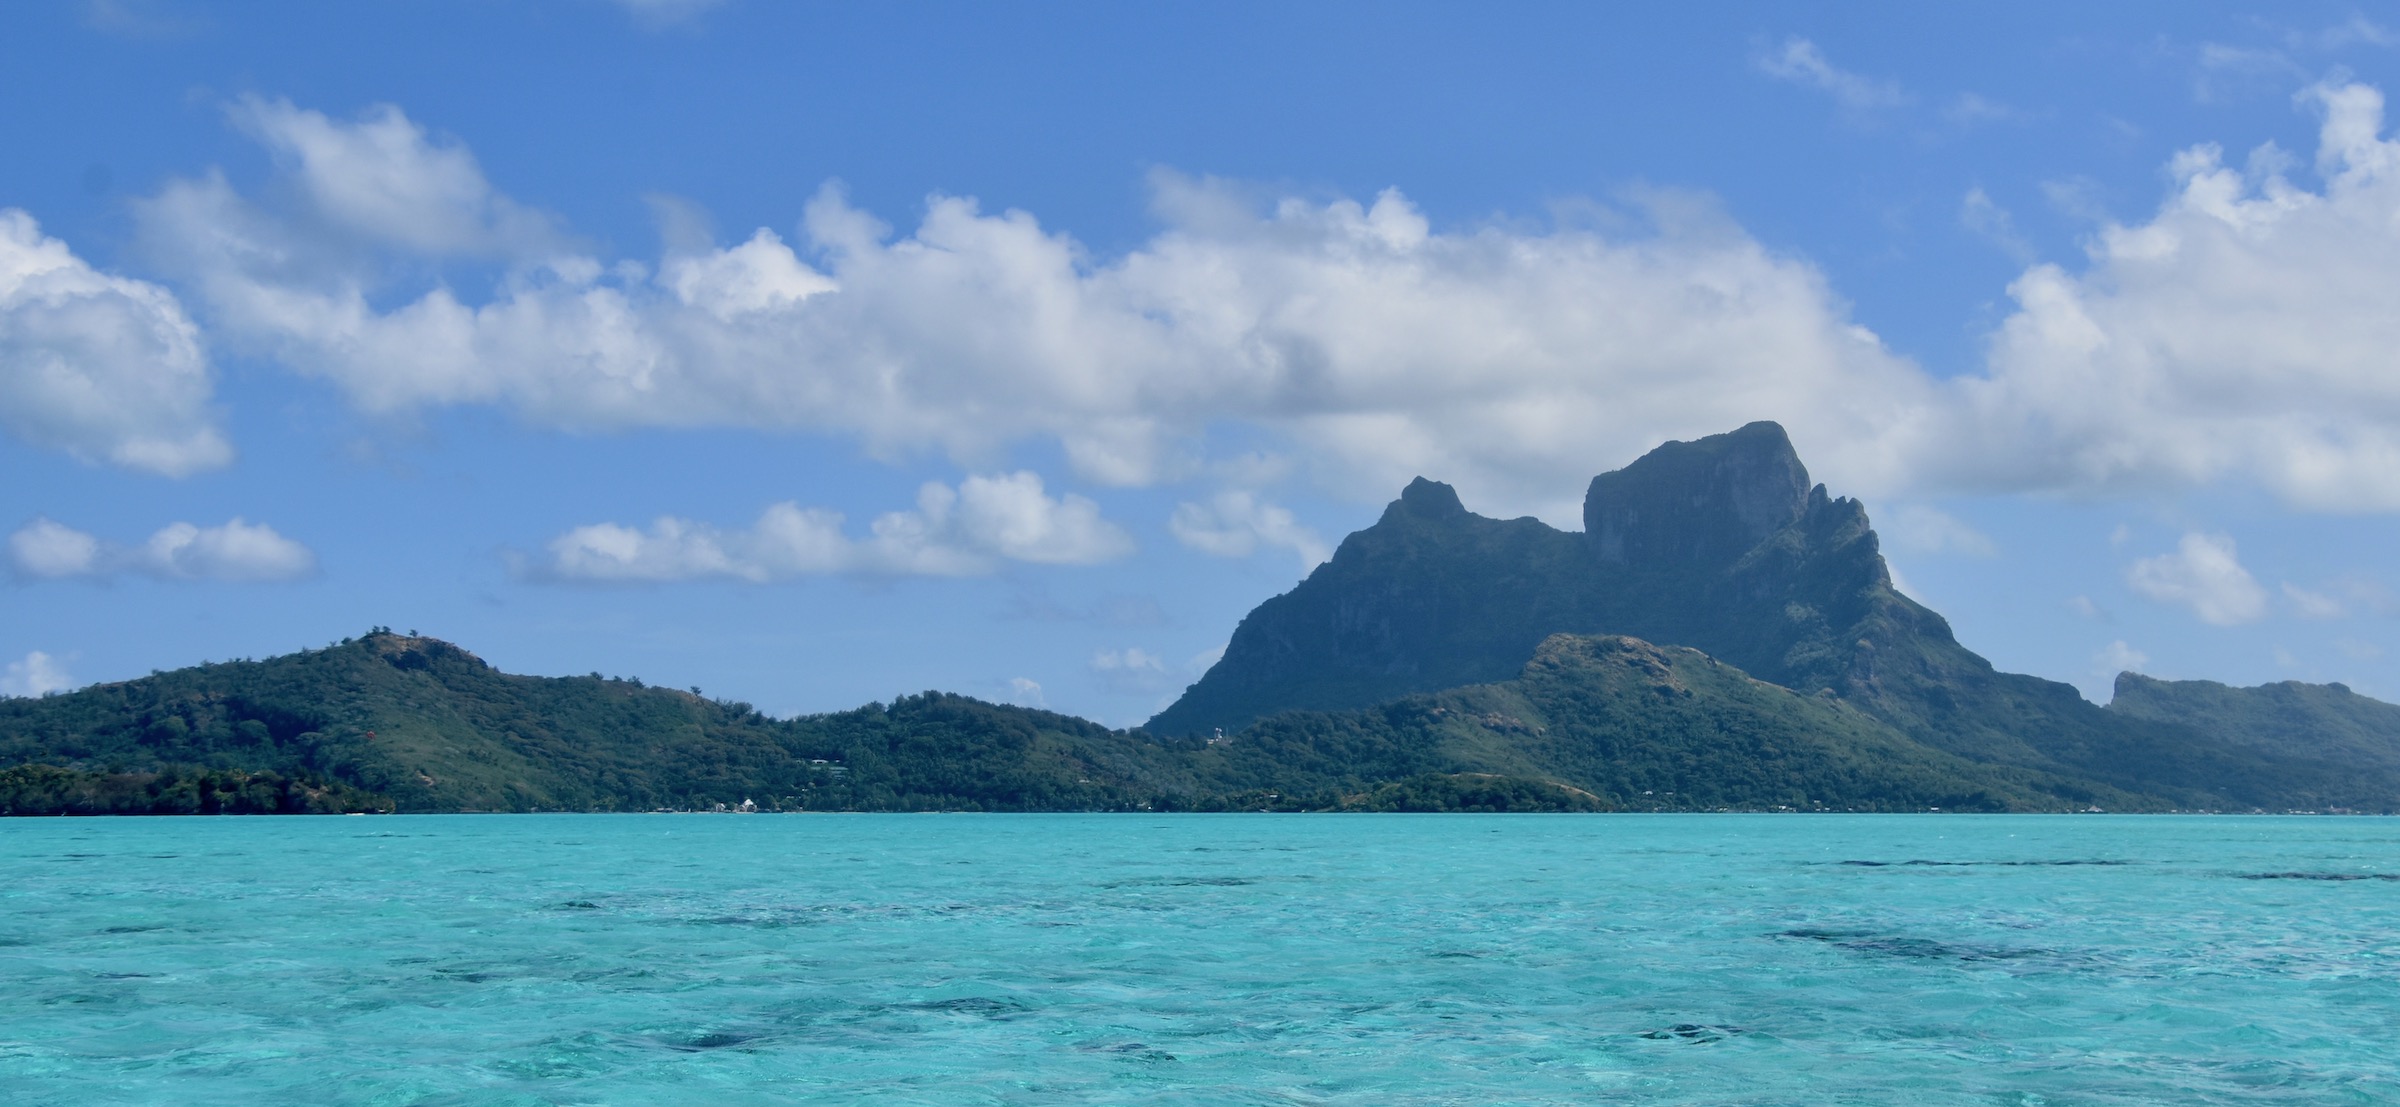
[0,764,390,815]
[1150,422,2400,812]
[2105,673,2400,812]
[11,427,2400,816]
[0,628,1699,813]
[2,625,2318,816]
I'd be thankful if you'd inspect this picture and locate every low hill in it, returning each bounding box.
[0,631,1151,813]
[2105,673,2400,812]
[2,627,2237,814]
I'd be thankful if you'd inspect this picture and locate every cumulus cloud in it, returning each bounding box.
[8,517,102,578]
[126,84,2400,518]
[134,99,1940,521]
[1169,491,1332,569]
[1,650,72,697]
[1754,37,1909,110]
[537,471,1133,582]
[8,517,317,582]
[0,210,228,475]
[139,519,320,580]
[1939,81,2400,510]
[2127,532,2268,626]
[226,96,564,259]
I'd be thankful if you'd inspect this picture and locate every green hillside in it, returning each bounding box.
[1149,422,2400,812]
[2105,673,2400,811]
[12,422,2400,816]
[1187,634,2155,812]
[1,626,2209,815]
[0,631,1157,813]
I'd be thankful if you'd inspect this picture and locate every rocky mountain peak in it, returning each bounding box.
[1389,476,1469,521]
[1584,421,1812,570]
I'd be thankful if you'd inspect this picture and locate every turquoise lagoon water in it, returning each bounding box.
[3,815,2396,1105]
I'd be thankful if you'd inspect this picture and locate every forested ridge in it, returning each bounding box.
[0,628,1629,814]
[13,625,2380,815]
[12,429,2400,816]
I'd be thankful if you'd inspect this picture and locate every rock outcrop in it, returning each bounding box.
[1150,421,1917,736]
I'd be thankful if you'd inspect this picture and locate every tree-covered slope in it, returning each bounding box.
[3,626,2227,814]
[1193,634,2157,813]
[1148,422,2400,812]
[0,631,1173,813]
[2104,673,2400,811]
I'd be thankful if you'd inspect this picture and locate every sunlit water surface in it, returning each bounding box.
[3,814,2396,1105]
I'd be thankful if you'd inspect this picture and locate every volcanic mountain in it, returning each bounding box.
[1151,422,2400,810]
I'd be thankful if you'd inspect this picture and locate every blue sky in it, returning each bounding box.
[6,0,2400,723]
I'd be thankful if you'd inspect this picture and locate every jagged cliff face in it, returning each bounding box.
[1586,421,1813,570]
[1149,421,1953,737]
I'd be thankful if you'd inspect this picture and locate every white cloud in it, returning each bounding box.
[2083,639,2152,703]
[1754,37,1909,110]
[2095,639,2150,676]
[1,650,72,697]
[0,210,228,475]
[226,97,563,259]
[538,471,1133,582]
[9,517,315,582]
[1092,643,1227,699]
[138,519,319,581]
[1938,81,2400,510]
[1005,676,1046,708]
[2283,582,2346,619]
[1168,491,1332,569]
[8,517,102,578]
[129,86,2400,519]
[2127,532,2268,626]
[134,100,1942,522]
[1883,504,1998,558]
[2335,636,2384,660]
[2066,594,2105,620]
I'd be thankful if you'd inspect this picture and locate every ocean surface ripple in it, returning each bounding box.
[3,814,2395,1105]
